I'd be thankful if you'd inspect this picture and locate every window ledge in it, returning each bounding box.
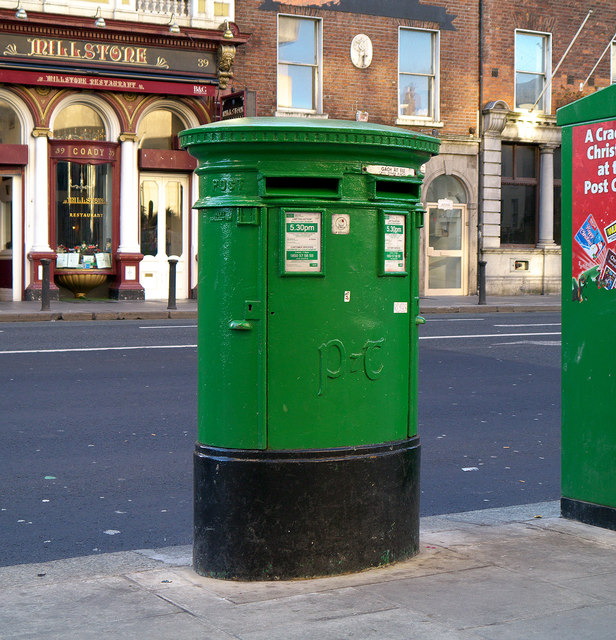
[495,245,562,252]
[396,117,444,128]
[275,110,329,119]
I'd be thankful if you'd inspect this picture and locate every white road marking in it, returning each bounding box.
[425,318,485,322]
[420,332,561,341]
[492,323,561,327]
[491,340,561,346]
[139,325,197,329]
[0,344,197,355]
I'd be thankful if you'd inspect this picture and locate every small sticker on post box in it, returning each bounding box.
[394,302,408,314]
[332,214,350,235]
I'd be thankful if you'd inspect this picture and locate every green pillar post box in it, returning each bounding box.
[179,118,439,579]
[558,86,616,529]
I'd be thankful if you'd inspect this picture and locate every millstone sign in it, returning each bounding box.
[180,117,439,580]
[558,85,616,530]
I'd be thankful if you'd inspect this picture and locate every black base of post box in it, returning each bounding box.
[561,497,616,531]
[193,437,420,580]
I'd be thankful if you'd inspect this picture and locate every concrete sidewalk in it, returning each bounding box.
[1,501,614,639]
[0,294,560,322]
[0,298,199,323]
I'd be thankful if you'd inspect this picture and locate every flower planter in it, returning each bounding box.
[56,270,108,298]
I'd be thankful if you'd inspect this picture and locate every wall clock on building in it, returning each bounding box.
[351,34,373,69]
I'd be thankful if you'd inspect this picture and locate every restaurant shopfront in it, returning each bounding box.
[0,5,245,300]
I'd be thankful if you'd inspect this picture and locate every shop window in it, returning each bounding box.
[138,110,184,150]
[515,31,550,112]
[398,28,439,121]
[55,162,113,269]
[277,15,321,112]
[0,100,20,145]
[53,105,106,141]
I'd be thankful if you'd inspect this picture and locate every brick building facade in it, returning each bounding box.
[230,0,616,296]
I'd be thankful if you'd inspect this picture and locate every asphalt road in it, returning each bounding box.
[418,312,561,515]
[0,312,561,566]
[1,320,198,567]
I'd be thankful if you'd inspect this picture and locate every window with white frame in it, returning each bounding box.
[611,41,616,84]
[277,15,321,112]
[398,28,439,120]
[515,31,550,111]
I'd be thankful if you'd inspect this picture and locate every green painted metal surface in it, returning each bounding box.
[180,118,439,450]
[558,86,616,509]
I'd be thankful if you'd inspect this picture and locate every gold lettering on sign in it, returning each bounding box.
[63,197,107,205]
[70,147,105,157]
[27,38,149,66]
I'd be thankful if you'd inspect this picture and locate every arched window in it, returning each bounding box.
[138,110,184,150]
[426,174,467,204]
[53,104,106,141]
[0,100,21,145]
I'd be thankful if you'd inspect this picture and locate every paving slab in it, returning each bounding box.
[234,606,466,640]
[356,564,601,631]
[468,603,616,640]
[463,527,616,583]
[1,575,176,637]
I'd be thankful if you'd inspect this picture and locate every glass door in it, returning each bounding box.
[0,176,13,300]
[426,204,467,295]
[139,174,189,300]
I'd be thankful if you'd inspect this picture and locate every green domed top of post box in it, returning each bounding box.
[179,117,439,164]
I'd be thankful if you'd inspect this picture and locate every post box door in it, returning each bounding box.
[197,207,266,449]
[267,207,413,450]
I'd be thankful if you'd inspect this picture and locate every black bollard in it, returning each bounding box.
[167,257,178,310]
[41,259,51,311]
[478,260,487,305]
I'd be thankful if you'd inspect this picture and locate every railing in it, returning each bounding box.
[136,0,189,18]
[0,1,233,25]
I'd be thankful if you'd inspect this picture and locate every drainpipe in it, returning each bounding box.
[477,0,485,304]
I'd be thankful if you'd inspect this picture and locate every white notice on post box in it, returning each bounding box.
[284,212,322,273]
[363,165,415,178]
[384,214,406,273]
